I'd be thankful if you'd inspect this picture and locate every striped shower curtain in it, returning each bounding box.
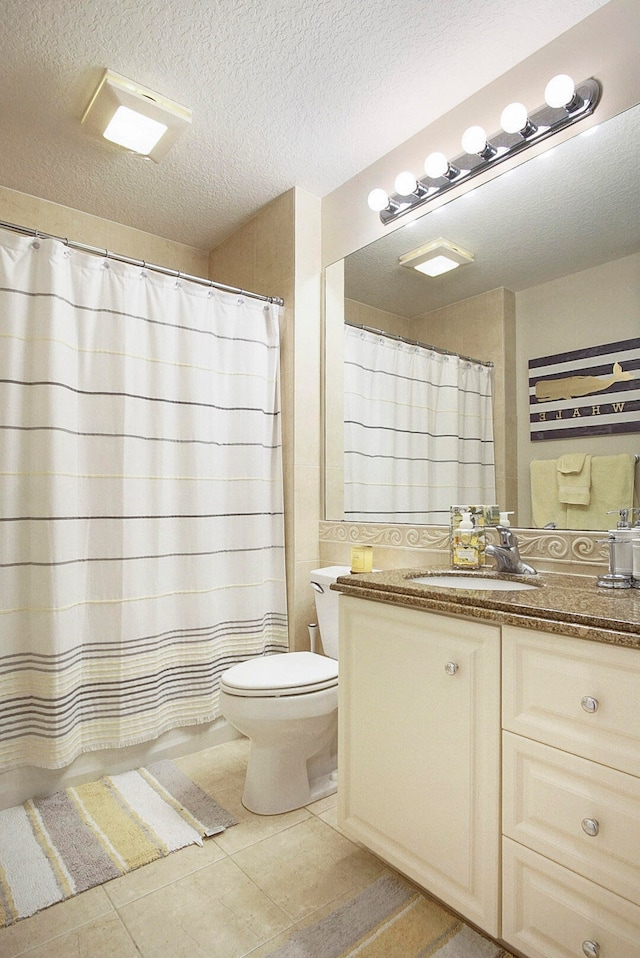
[0,231,288,771]
[344,325,496,523]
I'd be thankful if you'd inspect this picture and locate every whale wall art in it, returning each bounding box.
[528,337,640,441]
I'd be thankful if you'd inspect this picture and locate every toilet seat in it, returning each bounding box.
[220,651,338,698]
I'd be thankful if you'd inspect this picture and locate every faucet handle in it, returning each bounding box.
[496,525,517,548]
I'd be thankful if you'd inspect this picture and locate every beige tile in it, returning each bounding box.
[306,791,338,816]
[0,886,114,958]
[9,913,140,958]
[232,816,386,921]
[104,836,227,908]
[119,856,291,958]
[314,804,351,837]
[213,802,311,856]
[174,738,249,793]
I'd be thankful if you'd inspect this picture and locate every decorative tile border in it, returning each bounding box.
[319,521,608,572]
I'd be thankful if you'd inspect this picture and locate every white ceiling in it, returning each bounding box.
[1,0,609,252]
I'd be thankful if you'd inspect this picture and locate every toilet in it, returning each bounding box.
[219,565,349,815]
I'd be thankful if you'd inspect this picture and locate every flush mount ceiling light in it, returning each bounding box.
[81,69,192,162]
[398,238,474,277]
[368,74,601,225]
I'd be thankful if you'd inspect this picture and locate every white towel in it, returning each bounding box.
[557,454,592,505]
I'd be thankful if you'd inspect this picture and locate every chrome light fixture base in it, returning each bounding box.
[378,77,601,225]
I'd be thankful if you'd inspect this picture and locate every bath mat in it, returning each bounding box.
[264,873,515,958]
[0,759,237,928]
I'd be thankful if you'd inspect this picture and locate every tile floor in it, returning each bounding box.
[0,738,390,958]
[0,737,494,958]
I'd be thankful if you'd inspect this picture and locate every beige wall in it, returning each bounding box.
[344,298,409,338]
[0,185,208,276]
[209,188,323,651]
[516,251,640,526]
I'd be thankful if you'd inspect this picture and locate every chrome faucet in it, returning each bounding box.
[485,526,537,576]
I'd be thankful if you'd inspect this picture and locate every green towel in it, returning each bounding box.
[557,454,591,505]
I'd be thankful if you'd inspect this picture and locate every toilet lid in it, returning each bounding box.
[220,651,338,697]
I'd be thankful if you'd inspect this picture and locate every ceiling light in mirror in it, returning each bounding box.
[398,238,474,277]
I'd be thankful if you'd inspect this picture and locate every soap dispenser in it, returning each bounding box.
[452,511,481,569]
[607,508,633,577]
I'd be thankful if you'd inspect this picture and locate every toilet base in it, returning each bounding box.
[241,733,337,815]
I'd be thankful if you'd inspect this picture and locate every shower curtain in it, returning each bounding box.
[0,231,288,771]
[344,325,495,523]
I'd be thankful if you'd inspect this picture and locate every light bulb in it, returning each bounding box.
[367,188,390,212]
[544,74,576,109]
[424,152,449,178]
[394,171,418,196]
[500,102,529,135]
[461,125,488,155]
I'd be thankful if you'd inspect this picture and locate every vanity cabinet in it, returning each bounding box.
[338,595,501,937]
[502,625,640,958]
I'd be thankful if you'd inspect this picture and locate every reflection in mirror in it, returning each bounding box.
[324,103,640,530]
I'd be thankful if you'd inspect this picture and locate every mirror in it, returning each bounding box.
[325,102,640,529]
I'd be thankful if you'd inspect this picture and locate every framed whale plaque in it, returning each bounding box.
[529,337,640,441]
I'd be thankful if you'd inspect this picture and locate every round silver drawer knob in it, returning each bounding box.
[582,940,600,958]
[444,661,459,675]
[581,695,599,713]
[581,817,600,837]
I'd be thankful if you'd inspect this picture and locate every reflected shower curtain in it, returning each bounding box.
[0,231,288,771]
[344,325,495,523]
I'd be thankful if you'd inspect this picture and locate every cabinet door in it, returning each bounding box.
[338,596,501,937]
[502,625,640,777]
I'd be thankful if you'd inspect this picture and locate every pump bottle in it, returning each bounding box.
[608,508,633,577]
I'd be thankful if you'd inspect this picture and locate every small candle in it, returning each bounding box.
[350,545,373,573]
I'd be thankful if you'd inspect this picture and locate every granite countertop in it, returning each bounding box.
[332,569,640,649]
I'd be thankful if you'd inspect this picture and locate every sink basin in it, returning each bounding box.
[410,574,540,592]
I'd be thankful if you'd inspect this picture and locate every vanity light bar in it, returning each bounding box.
[370,76,601,225]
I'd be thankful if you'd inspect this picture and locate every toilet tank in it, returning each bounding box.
[310,565,351,660]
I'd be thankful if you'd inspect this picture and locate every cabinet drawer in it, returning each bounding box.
[503,731,640,907]
[502,626,640,776]
[502,837,640,958]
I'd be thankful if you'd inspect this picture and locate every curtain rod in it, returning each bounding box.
[0,219,284,307]
[345,321,494,369]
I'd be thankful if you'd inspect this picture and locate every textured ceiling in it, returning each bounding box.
[1,0,608,251]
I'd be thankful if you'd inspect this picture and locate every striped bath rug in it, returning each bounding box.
[264,873,515,958]
[0,759,237,928]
